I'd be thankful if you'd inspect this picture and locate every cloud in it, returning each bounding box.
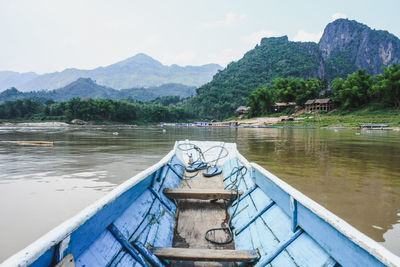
[292,29,323,43]
[242,30,278,46]
[199,12,246,29]
[331,12,348,21]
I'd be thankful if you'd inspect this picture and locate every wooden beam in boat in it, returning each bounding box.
[153,248,259,262]
[55,254,75,267]
[163,188,243,200]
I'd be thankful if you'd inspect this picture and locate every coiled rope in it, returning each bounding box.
[204,165,247,245]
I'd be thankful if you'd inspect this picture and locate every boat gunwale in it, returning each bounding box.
[3,140,400,266]
[1,148,177,267]
[234,150,400,266]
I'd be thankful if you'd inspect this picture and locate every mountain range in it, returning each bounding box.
[1,19,399,109]
[0,78,196,103]
[0,53,222,92]
[190,19,400,119]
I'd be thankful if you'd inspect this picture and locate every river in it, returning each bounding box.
[0,125,399,261]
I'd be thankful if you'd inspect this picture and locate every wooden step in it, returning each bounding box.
[153,248,259,262]
[163,188,243,200]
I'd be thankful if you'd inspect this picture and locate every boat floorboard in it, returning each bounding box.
[171,169,236,267]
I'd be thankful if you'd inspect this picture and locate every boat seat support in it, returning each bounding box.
[223,168,241,182]
[290,196,298,232]
[107,224,148,266]
[166,163,182,179]
[132,241,166,267]
[163,188,242,200]
[235,201,275,235]
[152,247,259,262]
[231,185,257,207]
[149,187,174,214]
[258,228,304,266]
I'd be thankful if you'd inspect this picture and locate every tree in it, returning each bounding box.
[247,86,275,116]
[373,64,400,107]
[332,69,373,109]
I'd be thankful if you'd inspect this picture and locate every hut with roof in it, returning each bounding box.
[305,98,335,113]
[273,102,296,113]
[235,106,250,116]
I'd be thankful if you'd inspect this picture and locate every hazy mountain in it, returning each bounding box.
[0,71,39,90]
[0,53,222,92]
[0,78,196,102]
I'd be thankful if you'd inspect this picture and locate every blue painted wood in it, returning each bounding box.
[291,197,298,232]
[258,228,304,266]
[223,167,240,182]
[267,251,297,267]
[235,201,275,235]
[253,168,291,217]
[133,241,165,267]
[252,163,387,266]
[148,206,175,249]
[117,252,138,267]
[223,158,335,267]
[285,232,337,267]
[114,190,155,239]
[29,247,55,267]
[73,155,183,266]
[66,176,152,262]
[296,202,385,266]
[75,230,123,266]
[108,223,147,266]
[149,187,174,214]
[231,185,257,207]
[166,163,182,179]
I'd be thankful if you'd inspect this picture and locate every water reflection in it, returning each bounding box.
[0,125,399,261]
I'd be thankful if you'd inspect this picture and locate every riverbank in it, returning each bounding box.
[228,108,400,129]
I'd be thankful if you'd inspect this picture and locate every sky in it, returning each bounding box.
[0,0,399,74]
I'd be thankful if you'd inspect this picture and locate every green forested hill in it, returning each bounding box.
[188,36,323,119]
[187,19,400,120]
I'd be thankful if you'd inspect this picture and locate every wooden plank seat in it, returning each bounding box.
[152,248,259,262]
[163,188,243,200]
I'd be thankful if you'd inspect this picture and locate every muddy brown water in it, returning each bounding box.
[0,125,399,261]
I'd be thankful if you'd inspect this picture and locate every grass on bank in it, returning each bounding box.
[274,106,400,127]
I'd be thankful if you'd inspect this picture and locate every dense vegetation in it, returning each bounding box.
[246,64,400,117]
[185,18,400,120]
[246,78,328,117]
[0,98,193,123]
[1,64,398,124]
[186,36,323,120]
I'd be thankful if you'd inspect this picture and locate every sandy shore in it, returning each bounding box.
[0,122,70,127]
[227,116,301,126]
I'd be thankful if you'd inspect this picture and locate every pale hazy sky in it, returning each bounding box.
[1,0,399,74]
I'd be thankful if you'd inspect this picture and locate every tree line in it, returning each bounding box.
[1,64,399,122]
[246,64,400,117]
[0,97,193,123]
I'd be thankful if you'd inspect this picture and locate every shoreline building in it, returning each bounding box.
[305,98,335,113]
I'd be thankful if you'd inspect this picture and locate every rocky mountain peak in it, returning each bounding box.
[319,19,400,78]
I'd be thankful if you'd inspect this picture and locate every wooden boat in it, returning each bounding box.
[3,141,400,266]
[359,123,395,130]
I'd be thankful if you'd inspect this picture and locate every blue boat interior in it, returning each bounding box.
[223,158,337,267]
[25,147,394,267]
